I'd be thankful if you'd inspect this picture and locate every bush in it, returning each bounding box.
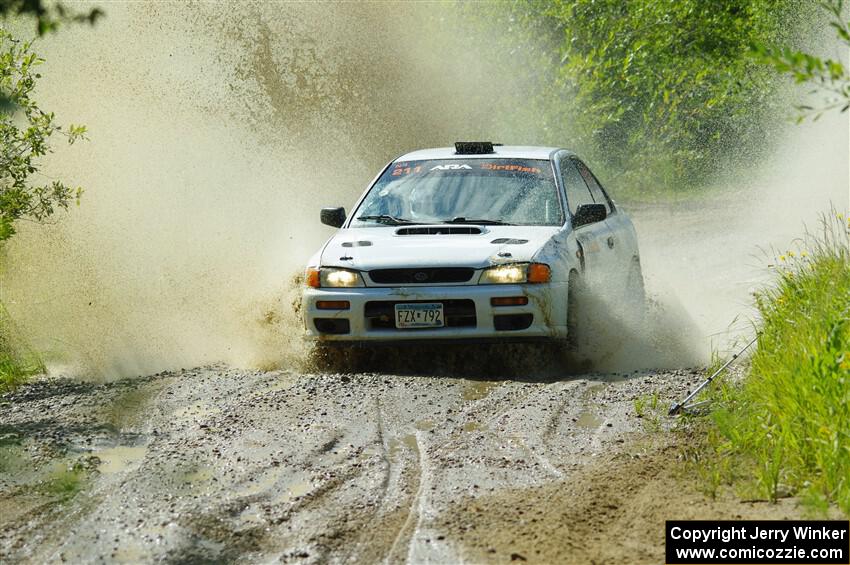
[709,214,850,513]
[0,27,87,391]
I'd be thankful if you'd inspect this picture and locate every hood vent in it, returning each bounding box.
[341,240,373,247]
[491,238,529,245]
[396,226,482,235]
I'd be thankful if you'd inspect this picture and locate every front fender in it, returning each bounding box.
[531,228,581,283]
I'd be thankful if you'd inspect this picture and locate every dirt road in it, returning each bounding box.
[3,350,820,565]
[0,358,710,564]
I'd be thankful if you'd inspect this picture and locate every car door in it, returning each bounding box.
[575,159,637,291]
[560,157,616,288]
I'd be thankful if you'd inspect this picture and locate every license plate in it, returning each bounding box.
[394,302,444,329]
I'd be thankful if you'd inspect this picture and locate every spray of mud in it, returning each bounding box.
[0,3,559,377]
[633,112,848,362]
[0,3,846,378]
[579,10,849,371]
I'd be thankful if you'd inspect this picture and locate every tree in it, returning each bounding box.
[0,29,85,241]
[490,0,801,195]
[0,0,103,241]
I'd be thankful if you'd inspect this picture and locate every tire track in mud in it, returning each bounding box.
[310,378,541,562]
[338,396,407,564]
[386,431,424,564]
[476,380,592,480]
[169,376,387,561]
[403,431,459,564]
[424,379,590,480]
[243,389,401,561]
[377,378,597,561]
[372,373,689,563]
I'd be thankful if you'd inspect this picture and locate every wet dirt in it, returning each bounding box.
[0,361,816,564]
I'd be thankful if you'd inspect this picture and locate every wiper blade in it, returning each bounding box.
[356,214,419,225]
[443,217,514,226]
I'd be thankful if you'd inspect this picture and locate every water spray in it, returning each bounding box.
[668,333,760,416]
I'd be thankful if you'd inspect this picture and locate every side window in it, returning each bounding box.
[560,158,594,215]
[575,161,612,214]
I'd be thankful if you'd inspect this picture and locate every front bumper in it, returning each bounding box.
[302,283,568,342]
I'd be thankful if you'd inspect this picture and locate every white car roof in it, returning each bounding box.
[396,145,561,161]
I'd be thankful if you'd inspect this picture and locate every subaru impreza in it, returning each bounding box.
[302,142,642,345]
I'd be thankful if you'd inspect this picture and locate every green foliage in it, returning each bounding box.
[707,215,850,513]
[0,4,98,395]
[752,0,850,121]
[0,303,44,392]
[0,29,85,241]
[502,0,798,196]
[0,348,42,391]
[0,0,103,35]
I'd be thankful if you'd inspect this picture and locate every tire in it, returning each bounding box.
[624,257,646,323]
[625,257,645,301]
[567,271,583,350]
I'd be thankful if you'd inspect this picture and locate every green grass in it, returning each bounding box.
[0,344,44,393]
[0,302,44,393]
[633,392,663,431]
[705,213,850,513]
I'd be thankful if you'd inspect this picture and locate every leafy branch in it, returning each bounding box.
[0,29,84,241]
[752,0,850,121]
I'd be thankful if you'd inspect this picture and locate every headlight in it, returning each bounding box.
[480,264,527,284]
[479,263,551,284]
[305,267,364,288]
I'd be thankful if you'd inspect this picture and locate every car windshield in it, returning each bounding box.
[350,158,563,227]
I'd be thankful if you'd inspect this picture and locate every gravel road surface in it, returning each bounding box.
[0,356,708,563]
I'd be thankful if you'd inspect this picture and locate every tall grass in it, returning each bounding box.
[708,213,850,513]
[0,303,44,393]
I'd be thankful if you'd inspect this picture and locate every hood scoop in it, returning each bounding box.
[396,226,482,235]
[491,238,528,245]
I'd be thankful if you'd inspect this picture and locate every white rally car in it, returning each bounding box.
[302,142,642,345]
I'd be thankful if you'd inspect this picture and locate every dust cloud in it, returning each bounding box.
[0,3,846,378]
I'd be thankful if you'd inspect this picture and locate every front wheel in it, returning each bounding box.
[309,342,369,371]
[625,257,645,301]
[566,271,584,350]
[623,257,647,324]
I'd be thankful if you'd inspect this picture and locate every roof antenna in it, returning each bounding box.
[454,141,498,155]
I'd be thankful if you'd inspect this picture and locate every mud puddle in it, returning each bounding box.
[574,411,604,429]
[94,444,149,474]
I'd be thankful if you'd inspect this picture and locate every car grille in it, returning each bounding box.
[369,268,475,285]
[364,300,476,330]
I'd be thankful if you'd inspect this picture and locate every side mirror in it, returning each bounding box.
[571,203,607,228]
[320,207,346,228]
